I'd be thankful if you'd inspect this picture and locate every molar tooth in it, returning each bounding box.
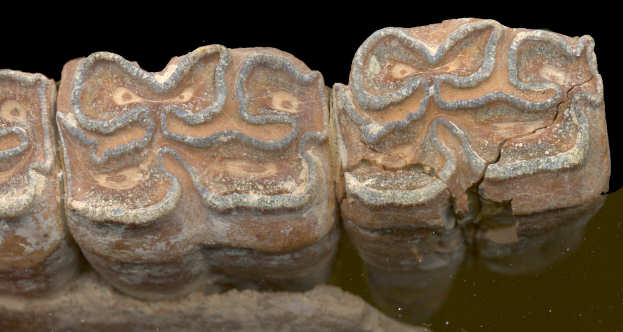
[0,70,80,295]
[0,18,612,329]
[334,18,609,323]
[55,46,336,300]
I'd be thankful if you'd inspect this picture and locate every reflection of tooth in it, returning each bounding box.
[154,63,178,83]
[477,196,604,275]
[540,65,568,86]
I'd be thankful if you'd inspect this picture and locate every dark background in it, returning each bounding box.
[2,7,619,192]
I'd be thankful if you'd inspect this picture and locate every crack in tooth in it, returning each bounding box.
[464,78,595,245]
[474,75,596,215]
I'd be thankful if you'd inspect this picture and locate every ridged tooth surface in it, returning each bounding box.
[0,70,80,295]
[55,46,336,300]
[0,19,611,330]
[333,20,609,317]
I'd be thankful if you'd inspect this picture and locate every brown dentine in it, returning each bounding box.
[55,46,336,299]
[0,70,80,295]
[334,18,608,272]
[0,18,611,326]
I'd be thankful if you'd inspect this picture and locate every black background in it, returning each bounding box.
[2,7,620,192]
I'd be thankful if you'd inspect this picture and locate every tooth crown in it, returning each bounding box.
[55,46,335,299]
[0,19,610,304]
[334,18,608,273]
[0,70,80,295]
[334,18,607,226]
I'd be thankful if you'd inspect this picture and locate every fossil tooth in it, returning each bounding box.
[334,17,609,281]
[56,46,337,300]
[0,70,80,295]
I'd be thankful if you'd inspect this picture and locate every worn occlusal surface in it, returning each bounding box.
[333,18,608,271]
[56,46,336,299]
[0,70,80,295]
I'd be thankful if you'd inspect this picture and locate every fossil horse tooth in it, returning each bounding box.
[55,46,336,300]
[334,16,608,286]
[0,18,611,330]
[0,70,81,295]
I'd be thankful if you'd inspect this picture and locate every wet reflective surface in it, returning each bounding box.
[329,189,623,331]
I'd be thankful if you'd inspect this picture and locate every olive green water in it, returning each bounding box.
[328,189,623,331]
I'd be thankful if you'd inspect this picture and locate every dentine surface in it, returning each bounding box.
[0,70,80,295]
[0,18,611,329]
[334,18,608,272]
[56,45,336,299]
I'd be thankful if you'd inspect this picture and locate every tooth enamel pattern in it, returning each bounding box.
[0,70,80,295]
[0,19,610,329]
[333,18,609,274]
[56,46,336,300]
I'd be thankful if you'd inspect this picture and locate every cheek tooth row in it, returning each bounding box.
[0,18,608,313]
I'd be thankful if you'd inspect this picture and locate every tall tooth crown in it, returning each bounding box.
[333,18,609,325]
[335,18,607,227]
[54,45,336,300]
[0,18,612,330]
[0,70,80,295]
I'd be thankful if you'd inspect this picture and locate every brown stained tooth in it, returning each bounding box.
[0,18,612,328]
[333,17,609,294]
[0,70,80,295]
[55,46,336,300]
[476,27,608,215]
